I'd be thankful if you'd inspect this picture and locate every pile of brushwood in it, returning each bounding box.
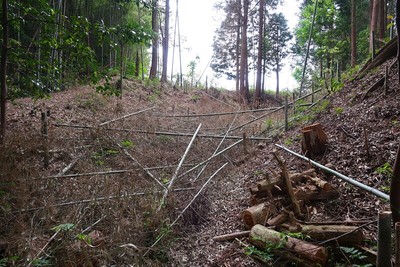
[213,144,378,266]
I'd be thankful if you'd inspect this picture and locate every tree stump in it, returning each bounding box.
[300,123,328,157]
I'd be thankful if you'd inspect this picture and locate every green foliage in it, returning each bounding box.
[0,256,20,267]
[265,13,293,75]
[285,232,310,240]
[51,223,75,233]
[30,258,52,267]
[375,162,393,177]
[244,245,274,262]
[337,247,373,267]
[334,107,344,115]
[76,233,92,245]
[4,0,153,99]
[121,140,134,148]
[331,79,344,92]
[263,118,274,130]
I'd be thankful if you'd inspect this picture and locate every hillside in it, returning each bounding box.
[0,58,399,266]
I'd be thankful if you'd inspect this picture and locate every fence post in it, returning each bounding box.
[311,81,315,104]
[292,92,296,115]
[396,222,400,267]
[41,105,49,169]
[285,96,288,132]
[377,211,392,267]
[385,66,389,95]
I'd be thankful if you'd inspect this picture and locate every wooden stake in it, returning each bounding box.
[363,126,371,159]
[242,132,248,154]
[285,96,288,132]
[41,105,49,169]
[385,65,389,95]
[377,211,392,267]
[273,151,301,216]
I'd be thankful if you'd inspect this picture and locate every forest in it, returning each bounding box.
[0,0,400,266]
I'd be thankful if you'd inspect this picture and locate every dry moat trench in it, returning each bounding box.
[0,66,399,266]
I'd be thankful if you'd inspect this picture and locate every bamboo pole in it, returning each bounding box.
[377,211,392,267]
[98,106,155,126]
[193,111,239,182]
[275,144,390,200]
[299,0,318,96]
[118,143,166,189]
[145,162,228,256]
[54,123,271,141]
[176,139,243,180]
[158,123,202,210]
[10,188,196,214]
[157,107,279,117]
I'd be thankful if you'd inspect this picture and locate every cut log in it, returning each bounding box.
[300,224,364,245]
[300,123,328,157]
[295,189,340,201]
[308,176,333,191]
[242,203,270,229]
[250,224,328,265]
[257,176,281,191]
[267,212,288,226]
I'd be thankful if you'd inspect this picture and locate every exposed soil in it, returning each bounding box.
[0,58,399,266]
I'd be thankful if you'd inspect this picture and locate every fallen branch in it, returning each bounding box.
[362,77,385,100]
[213,231,251,242]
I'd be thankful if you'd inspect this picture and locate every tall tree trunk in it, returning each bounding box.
[397,0,400,84]
[370,0,379,52]
[149,0,159,79]
[254,0,264,107]
[377,0,386,41]
[275,67,280,96]
[351,0,357,67]
[0,0,8,144]
[235,0,241,95]
[239,0,249,103]
[161,0,170,82]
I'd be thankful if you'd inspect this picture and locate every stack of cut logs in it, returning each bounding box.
[215,150,367,266]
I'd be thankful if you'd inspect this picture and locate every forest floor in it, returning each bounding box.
[0,59,399,266]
